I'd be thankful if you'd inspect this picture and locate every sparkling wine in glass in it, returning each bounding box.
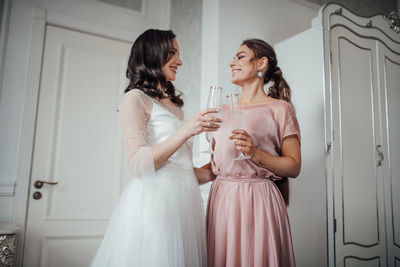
[227,93,252,160]
[201,86,223,154]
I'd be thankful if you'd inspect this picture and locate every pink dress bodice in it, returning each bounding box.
[212,100,300,180]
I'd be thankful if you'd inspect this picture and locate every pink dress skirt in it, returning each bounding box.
[207,101,300,267]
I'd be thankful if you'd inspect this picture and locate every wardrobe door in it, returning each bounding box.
[330,26,387,267]
[377,42,400,267]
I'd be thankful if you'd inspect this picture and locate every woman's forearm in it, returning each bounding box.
[194,162,216,184]
[230,130,301,178]
[150,109,221,170]
[151,126,191,170]
[251,148,300,178]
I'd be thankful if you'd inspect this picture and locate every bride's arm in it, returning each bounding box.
[151,117,217,169]
[193,162,216,185]
[121,92,221,173]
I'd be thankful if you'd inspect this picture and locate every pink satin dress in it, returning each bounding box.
[207,100,300,267]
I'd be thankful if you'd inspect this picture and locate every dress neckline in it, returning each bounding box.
[129,89,183,122]
[239,100,282,110]
[153,100,184,122]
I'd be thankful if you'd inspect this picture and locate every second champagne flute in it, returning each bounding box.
[227,93,252,160]
[202,86,223,154]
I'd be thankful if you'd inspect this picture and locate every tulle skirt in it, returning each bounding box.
[90,165,207,267]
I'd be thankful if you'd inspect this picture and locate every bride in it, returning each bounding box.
[89,29,220,267]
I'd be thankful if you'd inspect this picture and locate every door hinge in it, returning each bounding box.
[334,219,337,233]
[330,51,332,63]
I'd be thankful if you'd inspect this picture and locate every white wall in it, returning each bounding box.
[218,0,318,91]
[170,0,203,153]
[170,0,203,118]
[197,0,220,166]
[275,24,327,267]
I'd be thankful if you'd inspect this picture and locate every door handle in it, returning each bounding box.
[376,145,384,167]
[34,180,59,189]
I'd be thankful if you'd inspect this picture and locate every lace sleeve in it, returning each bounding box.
[120,90,154,178]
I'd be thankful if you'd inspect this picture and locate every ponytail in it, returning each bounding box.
[267,67,291,104]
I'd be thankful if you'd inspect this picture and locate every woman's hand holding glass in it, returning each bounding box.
[229,129,255,158]
[182,109,222,137]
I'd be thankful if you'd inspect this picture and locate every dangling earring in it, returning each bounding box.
[257,70,263,78]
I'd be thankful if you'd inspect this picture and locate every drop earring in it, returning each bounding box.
[257,70,263,78]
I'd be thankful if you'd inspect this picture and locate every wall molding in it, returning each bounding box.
[0,179,16,196]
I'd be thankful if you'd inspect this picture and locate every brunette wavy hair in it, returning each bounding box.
[125,29,183,107]
[242,38,293,205]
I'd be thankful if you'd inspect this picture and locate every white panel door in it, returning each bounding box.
[23,25,132,267]
[330,26,387,267]
[378,42,400,267]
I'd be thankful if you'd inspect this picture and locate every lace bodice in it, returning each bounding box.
[120,89,193,177]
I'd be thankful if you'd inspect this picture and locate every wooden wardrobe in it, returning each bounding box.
[276,3,400,267]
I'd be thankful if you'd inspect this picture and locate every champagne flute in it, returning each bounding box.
[201,86,223,154]
[227,93,252,160]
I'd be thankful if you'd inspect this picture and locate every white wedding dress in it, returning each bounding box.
[90,89,207,267]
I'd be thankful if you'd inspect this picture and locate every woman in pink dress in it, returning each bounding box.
[207,39,301,267]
